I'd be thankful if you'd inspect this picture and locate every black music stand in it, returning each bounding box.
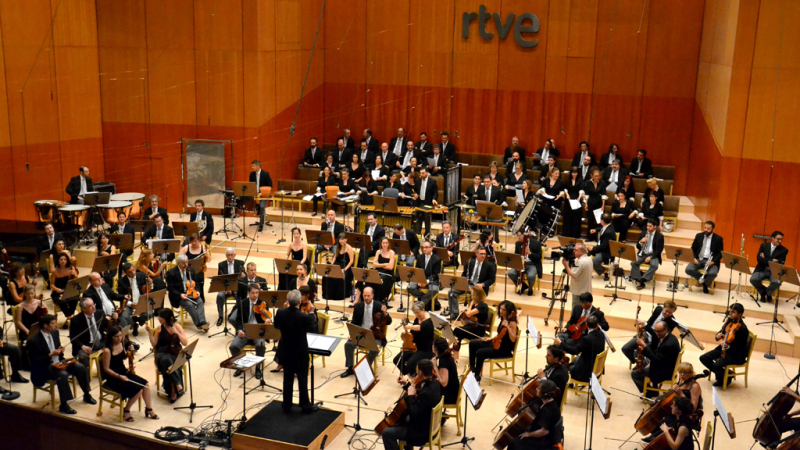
[172,221,199,238]
[439,274,471,321]
[346,232,371,268]
[306,229,334,265]
[108,234,133,253]
[475,201,504,229]
[259,290,288,316]
[758,262,798,359]
[243,323,282,394]
[136,289,166,361]
[335,323,377,409]
[171,339,212,422]
[607,241,635,304]
[187,258,205,278]
[63,275,91,300]
[130,220,154,249]
[83,192,111,242]
[274,258,300,291]
[720,252,750,320]
[664,245,694,303]
[313,263,347,320]
[443,370,486,450]
[345,354,379,445]
[232,181,257,241]
[149,239,181,267]
[496,251,522,303]
[432,247,451,266]
[92,254,123,276]
[375,196,399,225]
[208,274,240,338]
[396,265,426,322]
[351,268,384,297]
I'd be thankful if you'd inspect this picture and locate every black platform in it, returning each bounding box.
[232,401,345,450]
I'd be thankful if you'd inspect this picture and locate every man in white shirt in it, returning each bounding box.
[562,244,593,308]
[215,248,245,325]
[340,287,389,377]
[685,221,724,294]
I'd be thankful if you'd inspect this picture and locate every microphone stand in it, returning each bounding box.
[515,327,532,386]
[0,303,19,400]
[210,279,234,338]
[757,268,789,359]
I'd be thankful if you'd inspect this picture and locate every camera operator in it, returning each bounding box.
[562,243,593,308]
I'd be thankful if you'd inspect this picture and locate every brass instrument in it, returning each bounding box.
[698,258,713,284]
[197,219,207,232]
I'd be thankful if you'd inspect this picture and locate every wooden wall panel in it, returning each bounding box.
[0,18,15,220]
[732,159,772,262]
[51,0,97,47]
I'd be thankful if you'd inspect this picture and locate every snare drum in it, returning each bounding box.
[110,193,145,219]
[58,205,91,227]
[34,200,67,223]
[98,200,133,225]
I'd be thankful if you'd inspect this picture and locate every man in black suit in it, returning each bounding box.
[380,359,442,450]
[504,149,526,174]
[273,289,318,413]
[215,248,246,325]
[622,300,679,365]
[540,345,570,406]
[631,219,664,290]
[417,132,432,159]
[142,215,176,262]
[435,221,460,267]
[145,195,169,225]
[388,127,409,160]
[83,271,126,324]
[230,283,271,378]
[392,224,420,266]
[559,293,610,344]
[360,212,385,264]
[377,141,397,170]
[332,138,352,172]
[588,214,616,279]
[602,159,628,186]
[302,137,323,168]
[249,160,274,230]
[38,223,66,286]
[448,247,496,321]
[750,230,789,302]
[65,166,93,204]
[700,303,750,386]
[629,149,653,178]
[339,128,355,150]
[507,231,543,297]
[477,175,505,206]
[631,320,680,395]
[426,145,447,176]
[396,139,420,173]
[407,241,442,310]
[535,139,560,170]
[166,255,209,331]
[236,262,268,309]
[599,144,623,170]
[189,199,214,245]
[30,314,94,414]
[571,141,596,168]
[118,263,151,334]
[69,298,109,368]
[539,156,558,182]
[109,211,135,274]
[340,287,390,378]
[412,169,438,236]
[440,132,456,164]
[503,136,526,162]
[317,209,345,257]
[685,221,725,294]
[555,315,606,383]
[578,154,593,182]
[362,128,380,154]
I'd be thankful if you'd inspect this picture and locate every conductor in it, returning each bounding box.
[273,289,318,414]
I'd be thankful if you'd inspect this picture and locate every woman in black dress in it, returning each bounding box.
[431,337,459,405]
[322,233,354,301]
[505,162,528,197]
[611,191,637,242]
[102,327,158,421]
[469,300,517,383]
[618,175,636,201]
[644,177,666,205]
[370,237,396,303]
[582,169,608,239]
[349,153,365,183]
[333,169,357,214]
[464,174,482,206]
[487,162,505,187]
[401,157,421,180]
[50,252,79,325]
[515,180,535,214]
[386,172,402,192]
[393,301,435,377]
[96,233,118,286]
[399,172,418,207]
[289,264,317,301]
[7,263,36,305]
[636,192,664,230]
[145,309,187,403]
[658,398,697,450]
[14,285,43,367]
[372,155,389,188]
[179,233,210,302]
[279,227,307,290]
[562,167,584,238]
[312,166,337,216]
[506,380,563,450]
[471,229,497,262]
[358,170,379,206]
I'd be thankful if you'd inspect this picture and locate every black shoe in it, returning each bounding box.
[636,281,645,291]
[340,368,354,378]
[603,273,609,282]
[386,304,393,310]
[301,405,319,414]
[234,369,244,377]
[311,212,317,217]
[216,318,224,327]
[59,404,77,415]
[62,322,70,330]
[132,322,139,337]
[767,295,773,303]
[527,288,533,297]
[84,394,97,405]
[712,380,724,387]
[255,367,263,380]
[10,373,29,384]
[702,285,709,294]
[642,434,656,443]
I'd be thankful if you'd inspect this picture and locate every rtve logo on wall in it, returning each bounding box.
[462,5,540,48]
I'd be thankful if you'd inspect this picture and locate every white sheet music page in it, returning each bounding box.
[590,373,608,415]
[527,316,540,346]
[463,372,483,407]
[713,387,732,434]
[355,357,375,392]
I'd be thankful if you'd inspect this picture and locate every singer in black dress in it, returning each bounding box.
[582,170,607,239]
[611,191,637,242]
[102,327,158,421]
[322,233,354,300]
[562,169,584,239]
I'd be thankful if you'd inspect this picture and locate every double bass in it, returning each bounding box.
[753,375,800,446]
[374,371,437,435]
[634,370,709,435]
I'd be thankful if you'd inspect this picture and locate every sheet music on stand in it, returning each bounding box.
[355,356,379,396]
[590,373,611,419]
[428,312,456,342]
[463,372,486,410]
[307,334,337,351]
[673,318,704,350]
[527,316,540,347]
[233,355,266,370]
[712,387,736,438]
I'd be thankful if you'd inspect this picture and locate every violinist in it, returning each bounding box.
[381,359,442,450]
[642,363,704,443]
[452,286,491,359]
[7,262,37,305]
[468,300,517,383]
[655,398,696,450]
[506,380,563,450]
[102,327,158,421]
[136,249,166,292]
[28,314,93,414]
[109,211,135,272]
[554,315,605,383]
[431,337,459,406]
[118,263,153,335]
[166,254,209,332]
[558,293,609,345]
[538,345,569,406]
[394,301,435,378]
[630,320,680,396]
[145,309,187,403]
[179,233,211,303]
[447,247,496,322]
[230,283,271,379]
[622,300,679,367]
[507,231,543,297]
[341,287,390,378]
[699,303,749,387]
[38,223,65,286]
[50,252,79,326]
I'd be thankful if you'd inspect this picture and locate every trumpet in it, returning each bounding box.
[698,258,712,284]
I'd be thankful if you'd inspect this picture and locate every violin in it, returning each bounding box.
[126,339,136,376]
[34,294,49,319]
[635,303,644,372]
[300,297,314,314]
[53,358,77,371]
[253,302,273,322]
[753,376,800,446]
[493,310,517,351]
[400,318,417,352]
[165,326,182,356]
[567,307,601,340]
[720,318,741,359]
[375,371,437,435]
[634,370,709,435]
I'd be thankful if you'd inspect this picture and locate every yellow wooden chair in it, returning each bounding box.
[722,331,756,390]
[98,360,142,422]
[154,349,189,398]
[560,375,570,412]
[642,345,685,401]
[688,271,716,294]
[399,396,444,450]
[33,376,77,410]
[564,348,609,402]
[311,312,330,368]
[87,349,105,381]
[443,366,469,436]
[486,329,521,386]
[702,421,713,450]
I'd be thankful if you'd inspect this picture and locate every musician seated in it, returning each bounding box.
[448,247,496,322]
[643,362,705,442]
[539,345,570,406]
[427,145,446,176]
[452,286,491,358]
[340,287,390,378]
[631,219,664,290]
[95,233,118,286]
[380,359,442,450]
[407,241,442,311]
[145,195,169,225]
[587,214,615,280]
[29,314,94,414]
[110,211,135,272]
[506,380,563,450]
[392,224,420,267]
[313,167,338,217]
[431,337,459,405]
[141,215,176,262]
[118,263,152,335]
[435,221,459,267]
[631,320,681,396]
[289,264,317,298]
[70,297,110,368]
[394,301,435,377]
[684,221,723,295]
[166,255,210,332]
[770,387,800,443]
[318,210,345,256]
[144,309,187,403]
[179,233,210,301]
[189,199,214,245]
[657,398,696,450]
[468,300,517,383]
[554,315,605,383]
[629,149,653,179]
[136,249,166,292]
[699,303,749,387]
[230,283,271,379]
[102,326,158,421]
[38,223,66,287]
[749,230,788,303]
[302,137,323,167]
[215,248,245,326]
[622,300,678,366]
[508,231,543,297]
[479,174,505,205]
[558,293,610,345]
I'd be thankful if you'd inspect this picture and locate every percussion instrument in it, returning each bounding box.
[98,200,133,225]
[58,205,91,227]
[110,193,145,219]
[34,200,67,223]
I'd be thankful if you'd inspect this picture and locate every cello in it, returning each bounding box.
[374,371,437,435]
[753,375,800,446]
[634,370,709,435]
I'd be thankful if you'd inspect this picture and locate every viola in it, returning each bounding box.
[567,307,601,340]
[53,358,77,371]
[253,302,272,322]
[165,327,182,356]
[185,279,200,300]
[371,309,390,341]
[720,319,741,359]
[375,371,437,436]
[634,370,709,435]
[636,325,645,373]
[493,310,517,351]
